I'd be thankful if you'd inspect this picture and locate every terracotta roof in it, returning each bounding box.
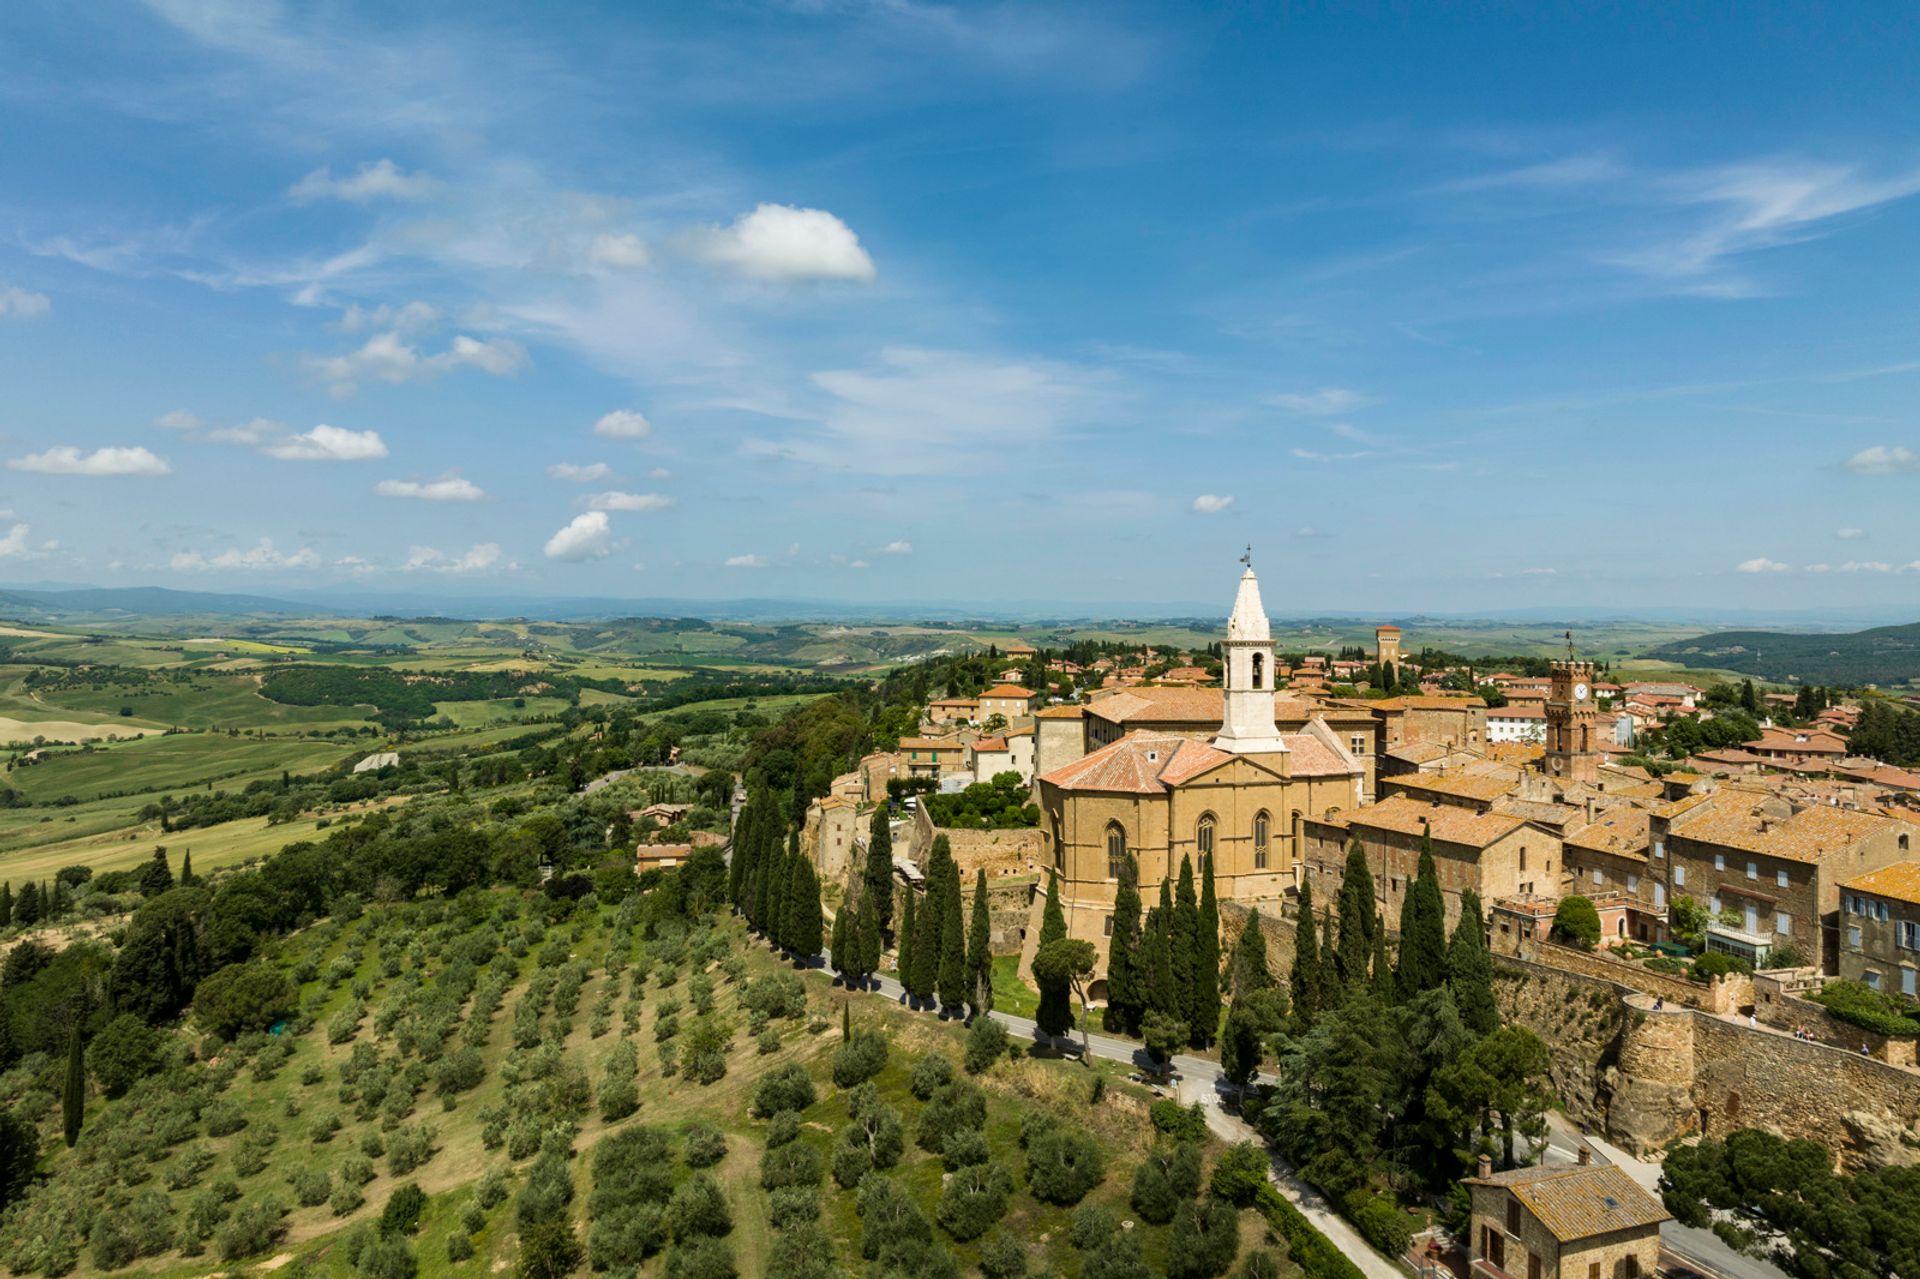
[980,684,1035,700]
[1464,1165,1669,1244]
[1038,731,1236,794]
[1033,705,1085,720]
[1371,695,1486,711]
[1387,742,1456,765]
[1840,860,1920,905]
[1323,794,1529,848]
[972,736,1008,752]
[1564,810,1651,860]
[1651,791,1717,820]
[1374,624,1401,632]
[1489,704,1546,719]
[1670,801,1894,864]
[1745,727,1847,755]
[1390,770,1517,803]
[898,737,964,752]
[929,697,978,707]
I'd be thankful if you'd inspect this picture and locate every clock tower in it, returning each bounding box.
[1544,647,1599,784]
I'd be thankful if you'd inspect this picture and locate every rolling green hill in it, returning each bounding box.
[1647,622,1920,687]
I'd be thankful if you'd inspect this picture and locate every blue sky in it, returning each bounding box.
[2,1,1919,614]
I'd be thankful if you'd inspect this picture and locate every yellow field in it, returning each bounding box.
[0,717,162,744]
[0,795,412,884]
[181,637,313,654]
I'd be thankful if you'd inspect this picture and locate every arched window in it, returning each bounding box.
[1253,810,1270,870]
[1251,652,1264,690]
[1106,823,1127,881]
[1197,815,1215,859]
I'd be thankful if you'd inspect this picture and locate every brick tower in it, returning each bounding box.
[1544,637,1599,784]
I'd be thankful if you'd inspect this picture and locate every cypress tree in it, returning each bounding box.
[864,807,895,935]
[856,894,881,986]
[1397,836,1448,999]
[1170,857,1200,1043]
[897,889,918,1000]
[1142,880,1176,1016]
[49,879,70,919]
[1035,872,1074,1038]
[1193,855,1222,1048]
[1226,906,1271,1000]
[1370,914,1395,1006]
[178,851,195,887]
[1318,907,1337,1010]
[0,882,11,928]
[13,881,41,928]
[729,790,762,907]
[1335,839,1377,987]
[1289,878,1322,1025]
[788,856,824,960]
[937,860,966,1014]
[139,847,173,898]
[62,1030,83,1147]
[1448,888,1499,1036]
[911,837,951,999]
[754,825,782,937]
[1103,853,1144,1034]
[830,904,850,978]
[965,869,993,1016]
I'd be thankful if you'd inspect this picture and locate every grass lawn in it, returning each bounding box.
[990,953,1042,1019]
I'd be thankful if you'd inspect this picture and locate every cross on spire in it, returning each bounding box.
[1240,544,1252,569]
[1564,629,1576,660]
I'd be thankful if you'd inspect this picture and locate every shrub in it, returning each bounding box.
[195,962,298,1039]
[1082,1231,1153,1279]
[936,1164,1010,1241]
[767,1222,838,1279]
[1069,1200,1119,1251]
[204,1099,248,1137]
[964,1016,1010,1074]
[760,1141,823,1191]
[1168,1197,1240,1279]
[380,1183,428,1236]
[752,1063,816,1117]
[942,1126,990,1171]
[767,1184,819,1229]
[664,1234,737,1279]
[91,1214,138,1271]
[1236,1252,1284,1279]
[1810,979,1920,1036]
[1346,1192,1414,1258]
[757,1028,781,1055]
[854,1174,931,1260]
[831,1029,889,1088]
[1131,1141,1204,1224]
[667,1172,733,1240]
[330,1180,367,1217]
[979,1226,1028,1278]
[909,1052,954,1100]
[1027,1128,1106,1205]
[1211,1141,1269,1207]
[1551,896,1602,950]
[216,1196,286,1261]
[290,1167,333,1208]
[588,1203,668,1270]
[88,1013,161,1098]
[767,1109,801,1148]
[446,1232,474,1263]
[518,1217,583,1279]
[1150,1099,1209,1143]
[916,1079,986,1154]
[683,1123,727,1168]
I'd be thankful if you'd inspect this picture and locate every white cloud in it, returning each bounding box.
[0,523,32,558]
[302,331,528,396]
[544,511,613,561]
[338,301,440,334]
[170,538,320,572]
[593,409,653,440]
[848,559,870,570]
[155,409,201,430]
[404,542,501,573]
[686,203,877,283]
[1844,445,1919,475]
[648,466,674,480]
[1806,563,1831,574]
[288,158,436,203]
[1839,560,1892,574]
[589,233,651,268]
[1190,494,1234,515]
[266,424,388,462]
[0,287,51,319]
[548,461,611,483]
[724,553,768,568]
[1268,387,1377,416]
[375,476,485,502]
[879,540,913,555]
[8,445,170,476]
[1736,557,1791,574]
[210,418,281,446]
[1290,447,1372,464]
[1836,527,1866,539]
[1293,526,1321,539]
[585,491,675,512]
[1903,561,1920,573]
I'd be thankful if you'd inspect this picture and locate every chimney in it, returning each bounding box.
[1577,1145,1592,1166]
[1476,1153,1493,1179]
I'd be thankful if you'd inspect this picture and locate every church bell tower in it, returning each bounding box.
[1213,551,1289,755]
[1544,633,1599,784]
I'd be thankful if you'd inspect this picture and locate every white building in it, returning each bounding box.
[1486,704,1546,744]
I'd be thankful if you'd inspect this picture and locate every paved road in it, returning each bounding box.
[1541,1114,1786,1279]
[811,953,1404,1279]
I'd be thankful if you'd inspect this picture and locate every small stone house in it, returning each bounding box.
[1463,1156,1667,1279]
[1838,859,1920,998]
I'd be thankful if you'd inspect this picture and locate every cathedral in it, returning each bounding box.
[1023,562,1366,988]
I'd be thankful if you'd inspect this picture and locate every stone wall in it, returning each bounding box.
[1490,955,1628,1131]
[1750,975,1919,1067]
[909,805,1047,877]
[1510,936,1733,1013]
[1218,899,1299,988]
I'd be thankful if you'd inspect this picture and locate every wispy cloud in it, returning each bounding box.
[724,552,768,568]
[879,540,913,555]
[585,491,674,512]
[0,286,51,318]
[403,542,502,573]
[375,476,484,501]
[9,445,171,476]
[1268,387,1377,416]
[171,538,318,571]
[1844,445,1919,475]
[547,461,611,483]
[288,159,436,203]
[301,332,528,397]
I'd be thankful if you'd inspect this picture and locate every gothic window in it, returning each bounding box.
[1253,810,1270,870]
[1251,652,1264,690]
[1197,815,1216,858]
[1106,823,1127,881]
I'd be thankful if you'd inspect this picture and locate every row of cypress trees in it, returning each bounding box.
[894,835,995,1017]
[728,789,824,961]
[1061,851,1224,1051]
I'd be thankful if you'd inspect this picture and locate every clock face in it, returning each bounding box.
[1573,683,1589,701]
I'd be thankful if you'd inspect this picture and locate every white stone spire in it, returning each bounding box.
[1213,561,1288,754]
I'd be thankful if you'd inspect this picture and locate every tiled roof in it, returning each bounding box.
[1464,1165,1669,1244]
[1671,801,1894,864]
[1371,695,1487,711]
[1564,810,1651,859]
[1840,860,1920,905]
[1322,795,1528,848]
[1033,705,1085,720]
[1038,731,1234,794]
[980,684,1035,700]
[972,736,1008,751]
[1390,770,1518,803]
[898,737,963,751]
[1489,704,1546,719]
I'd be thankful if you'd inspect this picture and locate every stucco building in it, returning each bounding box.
[1839,860,1920,997]
[1463,1157,1668,1279]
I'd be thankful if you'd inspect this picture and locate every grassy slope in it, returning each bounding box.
[8,735,353,804]
[17,899,1294,1278]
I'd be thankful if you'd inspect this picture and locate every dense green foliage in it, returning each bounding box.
[1650,622,1920,688]
[924,772,1040,829]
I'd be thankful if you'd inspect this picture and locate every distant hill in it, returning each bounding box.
[0,585,312,618]
[1647,622,1920,686]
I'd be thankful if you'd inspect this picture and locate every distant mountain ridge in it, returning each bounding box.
[1648,621,1920,686]
[0,585,314,618]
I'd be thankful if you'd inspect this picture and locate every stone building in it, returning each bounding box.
[1025,564,1365,984]
[1301,794,1561,935]
[897,737,969,781]
[976,684,1038,722]
[1838,860,1920,997]
[1558,808,1664,943]
[1652,790,1913,972]
[1462,1157,1667,1279]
